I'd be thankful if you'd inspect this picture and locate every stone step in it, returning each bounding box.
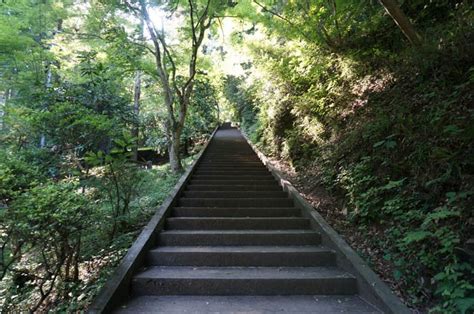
[182,191,287,198]
[131,266,357,295]
[202,151,256,153]
[194,170,270,175]
[165,217,310,230]
[198,162,264,166]
[197,163,265,168]
[190,179,277,185]
[204,151,256,154]
[192,174,274,180]
[178,197,293,207]
[202,159,261,163]
[115,295,381,313]
[203,156,258,160]
[158,230,320,246]
[204,151,255,153]
[147,246,335,267]
[171,207,301,217]
[195,166,266,170]
[196,167,268,172]
[203,154,259,157]
[185,184,282,191]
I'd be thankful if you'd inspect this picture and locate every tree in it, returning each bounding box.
[379,0,422,45]
[123,0,222,172]
[132,19,144,162]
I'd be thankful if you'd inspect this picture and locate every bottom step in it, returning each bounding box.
[132,266,357,296]
[116,295,381,313]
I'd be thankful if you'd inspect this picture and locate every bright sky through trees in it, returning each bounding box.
[148,7,250,77]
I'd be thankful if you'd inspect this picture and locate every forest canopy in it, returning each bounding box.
[0,0,473,312]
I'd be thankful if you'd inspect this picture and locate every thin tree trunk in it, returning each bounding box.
[132,70,141,162]
[328,0,342,45]
[39,135,46,148]
[39,63,53,148]
[135,0,211,174]
[379,0,422,45]
[169,128,183,172]
[1,88,10,130]
[132,19,144,162]
[73,234,80,282]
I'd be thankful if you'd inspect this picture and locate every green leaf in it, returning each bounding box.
[422,208,460,228]
[383,253,392,261]
[383,178,406,190]
[373,140,385,148]
[393,269,402,281]
[455,297,474,314]
[443,125,463,136]
[384,140,397,149]
[403,230,432,244]
[114,139,127,148]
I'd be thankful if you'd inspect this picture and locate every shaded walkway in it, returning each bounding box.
[115,127,381,313]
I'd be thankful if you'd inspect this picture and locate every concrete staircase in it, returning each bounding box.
[116,126,381,313]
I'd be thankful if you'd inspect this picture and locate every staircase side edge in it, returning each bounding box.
[240,130,411,314]
[87,126,219,314]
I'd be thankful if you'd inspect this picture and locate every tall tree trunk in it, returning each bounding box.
[39,135,46,148]
[132,19,144,162]
[136,0,212,174]
[40,63,53,148]
[379,0,422,45]
[132,70,141,162]
[0,88,10,131]
[169,127,182,172]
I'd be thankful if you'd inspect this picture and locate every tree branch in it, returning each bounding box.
[188,0,198,45]
[196,0,212,29]
[131,40,156,56]
[155,31,180,99]
[136,0,176,125]
[252,0,312,42]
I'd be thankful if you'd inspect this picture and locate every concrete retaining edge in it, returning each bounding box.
[88,126,219,314]
[241,130,411,314]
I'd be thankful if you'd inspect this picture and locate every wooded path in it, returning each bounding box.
[112,125,386,313]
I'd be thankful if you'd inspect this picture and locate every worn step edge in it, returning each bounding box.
[131,266,357,296]
[165,217,310,230]
[178,197,294,208]
[191,175,274,180]
[147,245,336,266]
[189,180,278,185]
[185,185,282,191]
[198,162,264,166]
[198,156,260,164]
[158,230,321,246]
[193,171,270,175]
[182,191,288,198]
[114,295,381,314]
[197,164,267,167]
[171,207,301,217]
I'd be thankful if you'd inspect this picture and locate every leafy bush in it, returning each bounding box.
[85,137,144,240]
[1,182,88,312]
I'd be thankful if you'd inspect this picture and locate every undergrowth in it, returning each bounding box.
[0,156,196,312]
